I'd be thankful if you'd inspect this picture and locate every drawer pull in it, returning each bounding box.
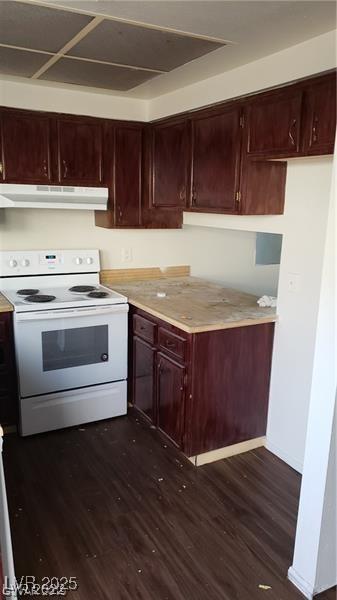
[166,341,175,349]
[134,315,156,344]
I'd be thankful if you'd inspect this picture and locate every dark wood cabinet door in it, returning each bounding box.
[115,125,142,227]
[133,336,155,423]
[190,107,241,212]
[246,88,302,156]
[302,74,336,155]
[185,324,274,457]
[1,110,51,183]
[157,353,185,447]
[0,312,18,426]
[57,117,103,185]
[150,119,189,208]
[240,159,287,215]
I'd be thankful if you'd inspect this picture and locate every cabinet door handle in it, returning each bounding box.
[191,187,197,206]
[43,159,48,177]
[179,186,186,202]
[288,118,297,147]
[62,159,68,178]
[118,207,123,221]
[312,116,319,143]
[0,162,3,176]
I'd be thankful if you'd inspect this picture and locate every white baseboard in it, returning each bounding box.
[188,436,265,466]
[265,440,303,473]
[288,567,314,599]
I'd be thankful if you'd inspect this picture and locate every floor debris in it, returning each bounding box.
[258,585,272,590]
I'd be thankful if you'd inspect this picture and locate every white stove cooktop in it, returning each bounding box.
[1,283,127,312]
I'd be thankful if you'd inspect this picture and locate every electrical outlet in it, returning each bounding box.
[287,272,301,293]
[121,248,132,263]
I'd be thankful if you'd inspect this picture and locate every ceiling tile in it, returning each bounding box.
[39,56,159,91]
[0,1,93,53]
[0,46,50,77]
[68,19,224,72]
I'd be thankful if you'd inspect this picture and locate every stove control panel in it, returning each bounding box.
[0,250,100,277]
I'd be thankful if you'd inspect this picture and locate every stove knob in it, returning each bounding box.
[21,259,30,267]
[86,257,94,265]
[75,257,83,265]
[9,259,18,268]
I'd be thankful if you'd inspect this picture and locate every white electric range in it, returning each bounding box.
[0,249,128,436]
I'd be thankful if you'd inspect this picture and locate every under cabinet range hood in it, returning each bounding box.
[0,184,108,210]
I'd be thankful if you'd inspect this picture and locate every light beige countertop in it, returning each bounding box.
[106,276,277,334]
[0,293,13,314]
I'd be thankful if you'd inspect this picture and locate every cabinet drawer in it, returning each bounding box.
[133,314,156,344]
[158,328,186,361]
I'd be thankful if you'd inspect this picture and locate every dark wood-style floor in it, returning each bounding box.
[3,411,336,600]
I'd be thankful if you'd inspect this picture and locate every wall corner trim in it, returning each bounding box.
[288,566,314,600]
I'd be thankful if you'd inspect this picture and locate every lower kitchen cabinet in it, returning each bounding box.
[157,353,185,447]
[0,312,18,426]
[130,307,275,457]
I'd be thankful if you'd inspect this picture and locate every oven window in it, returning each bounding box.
[42,325,108,371]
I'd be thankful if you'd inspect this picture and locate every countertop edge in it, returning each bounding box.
[127,298,277,333]
[0,294,14,313]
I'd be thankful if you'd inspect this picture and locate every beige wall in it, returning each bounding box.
[0,210,279,296]
[0,77,147,121]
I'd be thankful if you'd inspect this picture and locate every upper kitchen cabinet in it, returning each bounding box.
[115,125,142,227]
[245,87,303,157]
[140,124,183,229]
[302,73,336,156]
[56,116,103,185]
[0,109,52,183]
[95,122,143,228]
[149,118,189,208]
[189,106,241,213]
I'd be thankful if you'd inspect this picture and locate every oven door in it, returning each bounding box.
[14,304,128,398]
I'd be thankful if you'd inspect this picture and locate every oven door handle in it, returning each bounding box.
[15,304,129,321]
